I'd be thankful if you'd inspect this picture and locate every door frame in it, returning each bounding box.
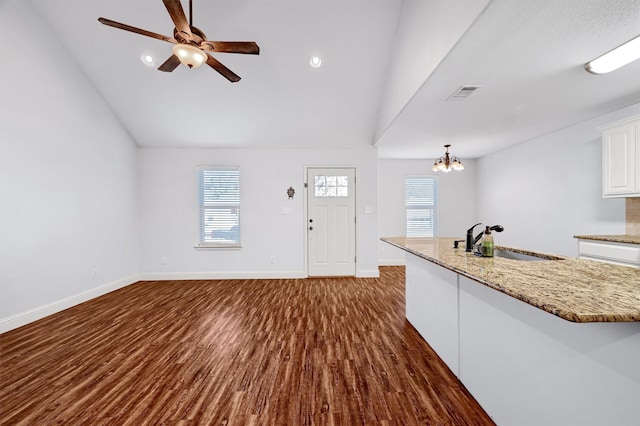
[304,165,358,277]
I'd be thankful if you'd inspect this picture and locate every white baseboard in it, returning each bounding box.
[1,267,391,334]
[139,270,308,281]
[0,274,140,334]
[356,269,380,278]
[378,259,406,266]
[142,270,382,280]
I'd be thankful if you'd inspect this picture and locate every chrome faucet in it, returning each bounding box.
[465,223,504,252]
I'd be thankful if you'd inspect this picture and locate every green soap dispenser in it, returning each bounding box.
[480,226,494,257]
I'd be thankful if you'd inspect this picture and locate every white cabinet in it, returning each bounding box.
[577,239,640,268]
[601,115,640,198]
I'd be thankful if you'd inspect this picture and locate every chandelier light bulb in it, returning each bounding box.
[452,158,465,171]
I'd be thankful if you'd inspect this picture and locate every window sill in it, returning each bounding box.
[194,244,242,250]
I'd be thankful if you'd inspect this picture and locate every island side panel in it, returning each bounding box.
[406,253,460,377]
[458,275,640,426]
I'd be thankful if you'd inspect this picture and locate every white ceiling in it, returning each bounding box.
[29,0,640,159]
[375,0,640,159]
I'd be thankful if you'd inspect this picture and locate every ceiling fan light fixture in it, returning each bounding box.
[172,43,207,68]
[585,34,640,74]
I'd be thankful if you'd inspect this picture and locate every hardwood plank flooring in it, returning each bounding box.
[1,267,494,425]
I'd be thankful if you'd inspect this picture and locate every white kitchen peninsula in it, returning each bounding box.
[383,237,640,426]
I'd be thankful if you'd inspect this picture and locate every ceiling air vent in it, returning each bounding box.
[447,85,481,101]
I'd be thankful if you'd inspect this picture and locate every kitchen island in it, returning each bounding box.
[382,237,640,426]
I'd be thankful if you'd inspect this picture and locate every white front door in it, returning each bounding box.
[307,167,356,277]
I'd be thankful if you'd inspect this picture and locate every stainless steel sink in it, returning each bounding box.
[494,248,564,261]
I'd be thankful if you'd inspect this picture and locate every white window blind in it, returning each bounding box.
[198,167,241,247]
[405,176,437,237]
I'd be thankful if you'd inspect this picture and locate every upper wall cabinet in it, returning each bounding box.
[601,115,640,198]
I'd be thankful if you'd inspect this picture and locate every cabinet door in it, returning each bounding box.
[602,122,636,197]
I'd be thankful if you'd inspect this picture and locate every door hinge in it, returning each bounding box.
[354,256,357,263]
[304,182,308,188]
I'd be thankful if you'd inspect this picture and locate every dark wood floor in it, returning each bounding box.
[0,267,494,425]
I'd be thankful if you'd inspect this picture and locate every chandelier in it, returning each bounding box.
[432,144,464,173]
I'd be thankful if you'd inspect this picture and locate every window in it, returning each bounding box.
[314,175,349,197]
[198,167,240,247]
[405,176,437,237]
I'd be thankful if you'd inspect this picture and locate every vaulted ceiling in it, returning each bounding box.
[26,0,640,159]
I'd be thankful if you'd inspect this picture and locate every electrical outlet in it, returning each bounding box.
[161,256,167,265]
[92,268,98,278]
[270,256,276,264]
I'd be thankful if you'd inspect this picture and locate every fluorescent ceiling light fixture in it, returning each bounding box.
[310,56,322,68]
[585,34,640,74]
[172,44,208,68]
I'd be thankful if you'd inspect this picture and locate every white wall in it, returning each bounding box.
[476,103,640,257]
[378,158,478,264]
[138,147,379,279]
[0,1,140,332]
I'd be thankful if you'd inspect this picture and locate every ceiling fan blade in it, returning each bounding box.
[206,55,240,82]
[158,54,181,72]
[201,41,260,55]
[162,0,192,39]
[98,18,176,43]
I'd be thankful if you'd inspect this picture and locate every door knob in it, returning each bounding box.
[309,219,313,223]
[309,226,313,230]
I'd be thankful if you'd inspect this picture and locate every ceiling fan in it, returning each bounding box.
[98,0,259,82]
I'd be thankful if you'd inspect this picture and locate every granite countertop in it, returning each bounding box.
[382,237,640,323]
[574,234,640,245]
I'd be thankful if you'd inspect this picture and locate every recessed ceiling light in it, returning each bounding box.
[140,52,156,67]
[309,56,322,68]
[585,34,640,74]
